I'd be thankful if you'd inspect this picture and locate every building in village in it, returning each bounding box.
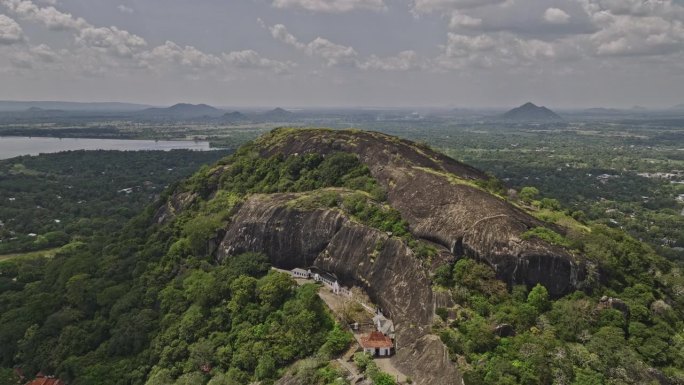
[360,331,394,357]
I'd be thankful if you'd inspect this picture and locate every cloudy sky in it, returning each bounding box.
[0,0,683,108]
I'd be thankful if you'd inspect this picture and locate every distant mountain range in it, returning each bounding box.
[0,101,303,123]
[500,102,562,122]
[137,103,225,119]
[135,104,295,121]
[0,101,151,112]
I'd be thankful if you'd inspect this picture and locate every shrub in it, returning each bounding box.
[522,227,571,248]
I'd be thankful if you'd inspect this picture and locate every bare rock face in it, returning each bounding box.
[217,193,457,385]
[258,129,589,296]
[394,334,462,385]
[153,191,198,224]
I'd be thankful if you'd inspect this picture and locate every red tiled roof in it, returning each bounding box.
[360,331,393,349]
[25,376,65,385]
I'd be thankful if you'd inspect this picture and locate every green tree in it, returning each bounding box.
[257,272,295,309]
[320,324,353,357]
[433,264,453,287]
[572,368,603,385]
[372,372,397,385]
[183,215,222,256]
[254,355,276,380]
[0,367,20,385]
[527,284,551,314]
[519,186,540,203]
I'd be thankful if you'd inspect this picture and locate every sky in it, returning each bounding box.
[0,0,683,109]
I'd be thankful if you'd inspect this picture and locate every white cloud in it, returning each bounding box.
[269,23,305,50]
[222,49,295,73]
[305,37,358,66]
[0,14,23,44]
[444,33,495,57]
[271,0,386,13]
[544,8,570,24]
[76,26,147,58]
[269,23,358,66]
[437,32,560,70]
[140,41,222,69]
[592,0,684,18]
[449,11,482,28]
[580,0,684,56]
[117,5,133,14]
[0,41,64,71]
[516,38,556,60]
[138,41,295,75]
[29,42,58,61]
[1,0,88,30]
[268,22,430,70]
[1,0,293,77]
[411,0,507,14]
[359,50,426,71]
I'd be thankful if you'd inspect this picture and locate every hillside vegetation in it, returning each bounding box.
[0,128,682,385]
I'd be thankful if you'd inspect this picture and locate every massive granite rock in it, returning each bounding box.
[163,128,592,385]
[257,129,588,296]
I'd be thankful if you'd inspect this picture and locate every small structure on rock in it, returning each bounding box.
[373,313,395,340]
[291,268,311,279]
[360,331,394,357]
[494,324,516,337]
[290,267,351,297]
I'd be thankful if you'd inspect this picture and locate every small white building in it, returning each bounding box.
[374,315,395,340]
[291,268,311,279]
[360,331,394,357]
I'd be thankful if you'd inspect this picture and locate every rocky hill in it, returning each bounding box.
[501,102,562,122]
[156,128,593,385]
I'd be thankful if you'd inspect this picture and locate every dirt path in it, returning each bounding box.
[375,358,407,383]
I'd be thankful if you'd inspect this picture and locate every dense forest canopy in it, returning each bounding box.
[0,150,230,255]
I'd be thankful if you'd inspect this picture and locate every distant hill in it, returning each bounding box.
[501,102,562,122]
[584,107,622,114]
[223,111,248,121]
[262,107,293,119]
[581,107,627,116]
[0,101,151,112]
[138,103,224,119]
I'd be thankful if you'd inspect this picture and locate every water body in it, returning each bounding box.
[0,136,212,160]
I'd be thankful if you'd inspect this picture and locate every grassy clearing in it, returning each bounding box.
[0,247,61,262]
